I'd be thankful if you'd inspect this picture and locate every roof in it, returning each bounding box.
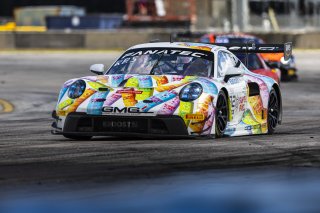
[129,42,226,53]
[200,33,265,44]
[216,33,258,39]
[215,34,264,44]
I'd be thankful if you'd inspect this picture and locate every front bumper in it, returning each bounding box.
[52,111,190,137]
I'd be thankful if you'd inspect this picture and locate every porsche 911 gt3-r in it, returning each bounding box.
[51,41,291,140]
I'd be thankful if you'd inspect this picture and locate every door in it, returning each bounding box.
[217,51,247,125]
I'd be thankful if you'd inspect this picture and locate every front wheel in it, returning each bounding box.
[215,91,228,138]
[63,134,92,141]
[267,88,280,134]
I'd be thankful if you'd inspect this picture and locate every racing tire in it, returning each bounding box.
[215,91,228,138]
[267,88,280,134]
[63,134,92,141]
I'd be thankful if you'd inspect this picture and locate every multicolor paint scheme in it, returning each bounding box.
[54,42,281,137]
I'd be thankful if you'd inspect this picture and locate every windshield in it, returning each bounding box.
[107,48,214,77]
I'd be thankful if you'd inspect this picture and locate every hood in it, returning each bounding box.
[57,74,218,117]
[82,74,196,89]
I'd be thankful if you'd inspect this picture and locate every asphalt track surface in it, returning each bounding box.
[0,51,319,192]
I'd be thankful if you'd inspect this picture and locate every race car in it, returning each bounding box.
[262,52,298,82]
[199,33,280,83]
[226,51,281,84]
[200,33,298,81]
[51,41,291,140]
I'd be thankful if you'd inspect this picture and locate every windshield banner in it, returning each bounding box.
[120,48,214,61]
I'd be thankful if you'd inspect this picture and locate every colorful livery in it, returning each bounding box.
[52,42,289,140]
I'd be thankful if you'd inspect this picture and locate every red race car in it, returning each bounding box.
[233,52,281,84]
[199,33,296,82]
[199,33,281,83]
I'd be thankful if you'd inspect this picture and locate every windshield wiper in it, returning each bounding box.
[150,53,165,75]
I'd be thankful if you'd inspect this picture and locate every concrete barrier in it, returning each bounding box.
[294,33,320,49]
[14,32,85,49]
[85,31,171,49]
[1,31,320,50]
[252,32,320,49]
[85,31,150,49]
[0,33,14,49]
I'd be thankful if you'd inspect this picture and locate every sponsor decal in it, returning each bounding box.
[215,37,229,43]
[230,95,246,115]
[228,46,280,51]
[116,89,143,94]
[185,114,205,121]
[121,49,208,59]
[245,124,261,131]
[103,120,139,129]
[102,107,154,115]
[228,77,241,85]
[91,98,106,103]
[113,48,214,65]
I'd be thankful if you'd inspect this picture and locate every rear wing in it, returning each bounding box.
[171,32,292,60]
[213,42,293,61]
[172,32,292,61]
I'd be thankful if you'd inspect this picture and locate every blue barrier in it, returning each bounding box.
[46,14,124,30]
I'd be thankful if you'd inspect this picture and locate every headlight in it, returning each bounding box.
[179,83,203,102]
[68,80,86,99]
[280,56,289,65]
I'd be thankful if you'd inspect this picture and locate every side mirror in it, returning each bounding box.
[224,67,244,82]
[90,64,105,75]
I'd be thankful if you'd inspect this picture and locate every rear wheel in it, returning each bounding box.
[267,88,280,134]
[63,134,92,141]
[215,91,228,138]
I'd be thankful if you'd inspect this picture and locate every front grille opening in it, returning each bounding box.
[150,119,168,134]
[66,113,189,136]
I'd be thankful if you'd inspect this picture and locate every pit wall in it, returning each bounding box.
[1,31,320,50]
